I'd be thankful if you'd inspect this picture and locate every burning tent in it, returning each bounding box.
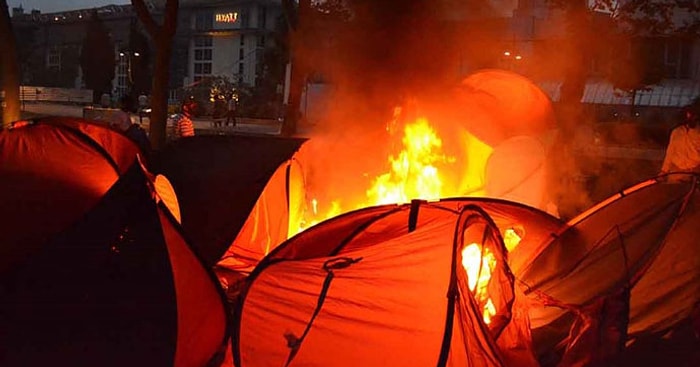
[232,173,700,366]
[233,198,564,367]
[0,118,229,366]
[153,69,559,279]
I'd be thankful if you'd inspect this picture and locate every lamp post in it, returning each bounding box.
[502,50,522,71]
[118,50,140,96]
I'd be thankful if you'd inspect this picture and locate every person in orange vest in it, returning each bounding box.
[171,98,196,138]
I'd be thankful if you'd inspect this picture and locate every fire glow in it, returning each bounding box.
[462,243,497,324]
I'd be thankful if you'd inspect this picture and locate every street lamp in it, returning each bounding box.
[502,50,522,70]
[119,50,140,88]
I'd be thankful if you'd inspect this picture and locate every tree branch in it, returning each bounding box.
[162,0,179,38]
[282,0,298,31]
[131,0,160,37]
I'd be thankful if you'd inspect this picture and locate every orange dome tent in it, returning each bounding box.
[0,118,229,366]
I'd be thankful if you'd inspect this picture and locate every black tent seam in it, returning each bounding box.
[408,199,425,232]
[437,208,472,366]
[328,206,406,256]
[283,257,361,367]
[51,122,123,175]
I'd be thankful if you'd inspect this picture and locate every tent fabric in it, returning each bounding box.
[430,69,557,147]
[516,174,700,358]
[0,118,229,366]
[153,135,306,267]
[234,198,562,367]
[0,117,141,276]
[217,158,305,274]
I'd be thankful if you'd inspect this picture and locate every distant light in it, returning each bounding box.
[133,52,140,57]
[515,55,522,60]
[54,16,59,21]
[78,14,82,18]
[119,52,125,57]
[503,51,511,56]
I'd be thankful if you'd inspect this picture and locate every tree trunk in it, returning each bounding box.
[280,0,311,137]
[559,0,591,137]
[281,56,305,136]
[0,0,21,126]
[149,34,172,150]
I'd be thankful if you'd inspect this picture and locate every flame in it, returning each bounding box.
[367,118,454,205]
[461,243,497,324]
[296,116,493,234]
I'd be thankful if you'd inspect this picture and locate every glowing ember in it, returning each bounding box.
[503,227,523,252]
[367,118,454,205]
[461,243,497,324]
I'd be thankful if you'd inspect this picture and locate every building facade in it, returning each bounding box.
[175,0,283,88]
[10,0,284,104]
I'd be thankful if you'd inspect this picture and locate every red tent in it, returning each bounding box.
[517,174,700,362]
[233,175,700,366]
[0,118,229,366]
[234,198,563,367]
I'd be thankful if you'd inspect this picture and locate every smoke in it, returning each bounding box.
[293,0,666,222]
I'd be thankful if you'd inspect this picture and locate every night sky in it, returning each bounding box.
[10,0,130,13]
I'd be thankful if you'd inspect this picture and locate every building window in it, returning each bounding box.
[258,5,267,29]
[194,36,213,48]
[193,36,213,80]
[257,35,266,48]
[194,63,212,74]
[663,38,691,78]
[194,11,213,30]
[238,62,244,75]
[47,46,61,71]
[241,8,250,28]
[194,48,212,61]
[239,48,245,60]
[240,35,245,46]
[115,55,128,97]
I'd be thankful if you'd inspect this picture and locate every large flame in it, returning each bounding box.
[296,116,495,233]
[367,118,454,205]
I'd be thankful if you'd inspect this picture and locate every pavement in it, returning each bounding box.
[20,102,282,136]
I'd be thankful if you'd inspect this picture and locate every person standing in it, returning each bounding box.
[225,95,237,127]
[172,103,195,138]
[138,93,149,124]
[660,100,700,175]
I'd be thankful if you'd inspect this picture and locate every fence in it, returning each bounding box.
[1,86,93,104]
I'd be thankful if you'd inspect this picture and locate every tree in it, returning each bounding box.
[132,0,178,150]
[0,0,20,126]
[607,37,664,115]
[80,12,116,104]
[129,20,152,97]
[280,0,312,136]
